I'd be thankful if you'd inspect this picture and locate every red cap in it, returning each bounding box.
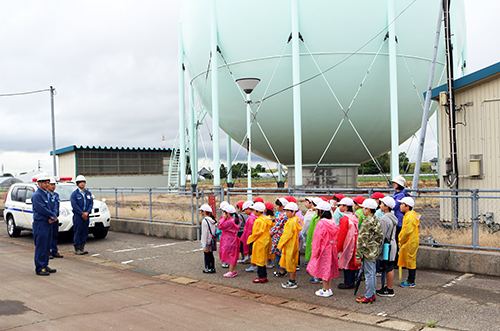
[320,197,328,202]
[265,202,274,211]
[333,193,345,200]
[353,195,365,205]
[236,201,245,210]
[285,196,297,203]
[253,197,264,203]
[370,192,385,199]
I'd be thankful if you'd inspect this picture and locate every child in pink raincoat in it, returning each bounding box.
[306,201,340,297]
[219,204,241,278]
[240,201,257,268]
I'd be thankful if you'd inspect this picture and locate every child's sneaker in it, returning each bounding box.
[337,283,354,289]
[266,261,275,269]
[241,256,251,264]
[309,277,321,284]
[223,271,232,278]
[377,287,395,297]
[274,270,288,277]
[315,288,333,297]
[228,271,238,278]
[252,277,269,283]
[281,280,297,289]
[245,265,257,272]
[356,295,376,304]
[221,263,229,268]
[400,280,416,288]
[296,265,300,271]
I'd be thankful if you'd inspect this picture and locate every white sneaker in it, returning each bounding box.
[315,288,333,297]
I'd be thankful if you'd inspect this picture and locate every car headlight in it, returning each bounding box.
[60,206,70,217]
[100,203,109,214]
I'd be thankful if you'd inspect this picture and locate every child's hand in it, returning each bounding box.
[355,258,362,265]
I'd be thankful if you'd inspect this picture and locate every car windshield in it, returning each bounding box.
[55,183,77,201]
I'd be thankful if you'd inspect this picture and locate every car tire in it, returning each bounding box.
[7,215,21,238]
[93,229,108,239]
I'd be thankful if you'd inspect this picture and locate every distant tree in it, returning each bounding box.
[1,173,13,177]
[220,164,227,179]
[358,153,390,174]
[399,152,410,172]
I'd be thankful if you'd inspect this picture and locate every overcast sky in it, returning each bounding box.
[0,0,498,176]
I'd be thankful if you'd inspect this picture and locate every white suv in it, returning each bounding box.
[3,181,111,239]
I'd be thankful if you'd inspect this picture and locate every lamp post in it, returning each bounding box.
[236,78,260,201]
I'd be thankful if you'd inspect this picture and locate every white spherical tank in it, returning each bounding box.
[180,0,466,165]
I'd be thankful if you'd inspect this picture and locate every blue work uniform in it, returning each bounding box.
[392,189,409,227]
[49,191,60,255]
[32,187,57,272]
[70,188,93,246]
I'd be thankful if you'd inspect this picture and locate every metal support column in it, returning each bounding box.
[291,0,303,186]
[412,5,443,190]
[189,84,198,187]
[227,135,233,187]
[388,0,400,179]
[210,0,221,187]
[50,86,57,177]
[246,94,252,200]
[178,22,187,188]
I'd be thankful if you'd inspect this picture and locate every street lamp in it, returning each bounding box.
[236,78,260,201]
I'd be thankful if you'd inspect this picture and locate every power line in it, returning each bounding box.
[0,88,51,97]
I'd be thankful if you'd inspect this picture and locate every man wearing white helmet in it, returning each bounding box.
[48,177,63,259]
[32,174,58,276]
[70,175,94,255]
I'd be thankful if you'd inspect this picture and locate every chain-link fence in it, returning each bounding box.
[88,186,500,251]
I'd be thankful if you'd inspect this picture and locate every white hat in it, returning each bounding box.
[312,197,323,206]
[381,196,396,209]
[49,177,57,184]
[338,197,354,206]
[283,202,299,211]
[316,201,332,211]
[360,198,378,210]
[199,204,213,213]
[75,175,87,183]
[391,175,406,188]
[36,172,50,182]
[220,201,229,209]
[251,202,266,212]
[222,204,236,214]
[242,201,253,211]
[278,198,289,207]
[398,196,415,208]
[305,197,314,203]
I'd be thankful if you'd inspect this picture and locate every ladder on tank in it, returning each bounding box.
[167,132,181,188]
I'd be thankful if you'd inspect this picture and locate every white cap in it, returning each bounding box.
[312,197,323,206]
[75,175,86,183]
[398,197,415,208]
[222,204,236,214]
[305,197,314,203]
[360,198,378,210]
[199,204,213,213]
[242,201,253,211]
[220,201,229,209]
[251,202,266,212]
[381,196,396,209]
[338,197,354,206]
[49,177,57,184]
[316,201,332,211]
[278,198,289,207]
[283,202,299,211]
[391,175,406,188]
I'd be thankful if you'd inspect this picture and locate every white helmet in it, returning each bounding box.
[36,173,51,182]
[391,175,406,188]
[49,177,57,184]
[75,175,87,183]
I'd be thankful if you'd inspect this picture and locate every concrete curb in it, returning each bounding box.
[110,218,197,240]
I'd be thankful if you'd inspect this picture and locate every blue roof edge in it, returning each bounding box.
[51,145,172,155]
[428,61,500,100]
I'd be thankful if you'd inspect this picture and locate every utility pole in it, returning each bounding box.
[50,86,57,177]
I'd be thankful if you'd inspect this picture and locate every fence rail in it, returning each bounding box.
[88,186,500,251]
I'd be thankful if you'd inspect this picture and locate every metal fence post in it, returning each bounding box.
[115,188,118,218]
[471,189,479,250]
[196,186,200,241]
[190,186,194,227]
[149,188,153,222]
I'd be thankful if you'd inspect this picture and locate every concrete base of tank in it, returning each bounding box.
[287,164,359,188]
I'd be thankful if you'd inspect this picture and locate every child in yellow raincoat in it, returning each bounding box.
[397,197,420,287]
[277,202,303,289]
[247,202,274,284]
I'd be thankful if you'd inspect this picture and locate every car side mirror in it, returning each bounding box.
[102,198,106,203]
[26,198,32,204]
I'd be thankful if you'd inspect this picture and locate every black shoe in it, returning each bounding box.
[202,268,216,274]
[36,269,50,276]
[273,271,288,277]
[51,252,64,258]
[377,287,395,297]
[46,266,57,273]
[49,255,54,259]
[81,245,89,255]
[337,283,354,289]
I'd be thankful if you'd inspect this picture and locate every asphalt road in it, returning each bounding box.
[2,220,500,330]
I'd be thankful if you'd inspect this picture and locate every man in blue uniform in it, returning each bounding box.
[48,177,63,258]
[70,175,93,255]
[32,175,58,276]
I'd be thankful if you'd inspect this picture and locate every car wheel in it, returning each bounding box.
[93,229,108,239]
[7,215,21,237]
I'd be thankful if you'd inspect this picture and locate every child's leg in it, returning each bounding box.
[408,268,416,284]
[257,265,267,279]
[386,270,394,289]
[323,279,332,291]
[275,254,286,274]
[363,260,376,298]
[289,271,296,282]
[229,264,236,273]
[344,269,356,286]
[206,251,215,270]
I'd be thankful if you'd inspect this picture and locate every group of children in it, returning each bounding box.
[199,175,421,304]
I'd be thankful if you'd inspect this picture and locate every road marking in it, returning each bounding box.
[91,253,100,257]
[442,273,473,287]
[121,260,134,264]
[181,248,203,253]
[137,255,161,261]
[113,243,176,253]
